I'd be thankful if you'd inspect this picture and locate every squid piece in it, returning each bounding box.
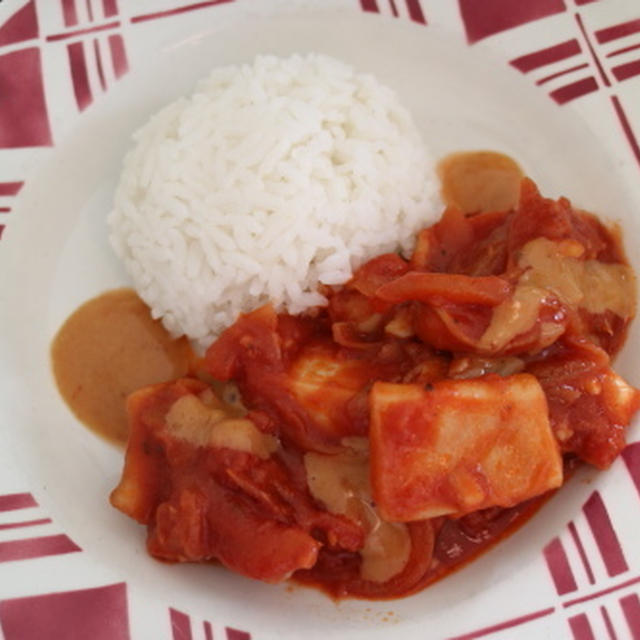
[369,374,563,522]
[286,343,378,439]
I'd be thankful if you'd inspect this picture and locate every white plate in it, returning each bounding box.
[1,1,640,639]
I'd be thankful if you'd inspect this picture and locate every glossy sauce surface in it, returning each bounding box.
[438,151,524,213]
[51,288,192,444]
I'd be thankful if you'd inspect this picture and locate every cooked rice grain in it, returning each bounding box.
[109,53,440,352]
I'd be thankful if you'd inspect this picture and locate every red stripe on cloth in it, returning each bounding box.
[61,0,78,27]
[600,606,618,640]
[0,0,39,47]
[620,593,640,638]
[564,575,640,608]
[102,0,118,17]
[0,518,51,531]
[622,442,640,496]
[458,0,566,44]
[549,76,598,103]
[86,0,94,21]
[130,0,234,23]
[169,609,192,640]
[544,537,578,594]
[583,491,628,577]
[575,0,599,4]
[0,48,53,148]
[108,34,128,78]
[575,13,611,86]
[226,628,251,640]
[568,521,595,584]
[360,0,379,12]
[388,0,398,17]
[0,224,5,240]
[511,39,581,72]
[0,534,81,562]
[569,613,596,640]
[536,62,589,85]
[0,583,130,640]
[596,18,640,44]
[203,621,213,640]
[405,0,426,24]
[0,207,11,213]
[0,182,24,196]
[607,42,640,59]
[67,42,92,111]
[46,20,120,42]
[93,39,106,90]
[611,96,640,168]
[0,493,37,512]
[612,58,640,82]
[447,608,556,640]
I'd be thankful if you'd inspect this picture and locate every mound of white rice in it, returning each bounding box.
[109,53,440,352]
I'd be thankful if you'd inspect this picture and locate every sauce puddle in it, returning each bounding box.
[51,288,193,444]
[438,150,524,213]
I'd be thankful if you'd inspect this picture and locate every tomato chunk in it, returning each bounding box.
[527,338,640,468]
[111,379,364,583]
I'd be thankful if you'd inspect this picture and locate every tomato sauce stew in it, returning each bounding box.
[54,154,639,600]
